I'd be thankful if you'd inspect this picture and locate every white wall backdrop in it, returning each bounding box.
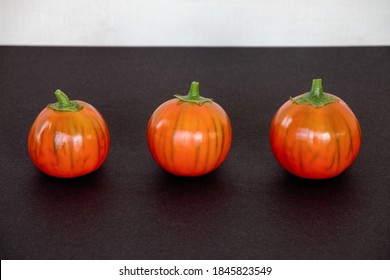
[1,0,389,46]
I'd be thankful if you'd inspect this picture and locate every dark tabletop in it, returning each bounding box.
[0,46,389,260]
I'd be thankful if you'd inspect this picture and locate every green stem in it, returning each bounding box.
[311,79,323,98]
[174,81,213,105]
[290,79,338,108]
[49,90,82,112]
[188,81,200,99]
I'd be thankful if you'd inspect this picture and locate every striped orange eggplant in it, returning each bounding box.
[28,90,110,178]
[270,79,361,179]
[147,81,232,176]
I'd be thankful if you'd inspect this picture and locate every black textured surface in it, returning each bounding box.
[0,47,389,260]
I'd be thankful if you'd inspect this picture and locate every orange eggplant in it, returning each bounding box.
[28,90,110,178]
[147,81,232,176]
[270,79,361,179]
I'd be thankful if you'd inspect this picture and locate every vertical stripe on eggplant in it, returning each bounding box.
[279,122,293,172]
[298,132,304,175]
[38,126,47,164]
[334,108,354,159]
[32,126,39,165]
[96,118,108,161]
[149,102,172,163]
[209,112,219,160]
[328,111,341,174]
[299,109,313,175]
[205,105,223,170]
[202,127,211,174]
[163,104,181,173]
[147,120,157,159]
[213,114,225,169]
[53,123,60,165]
[90,120,101,165]
[280,104,301,173]
[152,101,172,171]
[193,112,201,171]
[154,104,168,167]
[170,106,184,163]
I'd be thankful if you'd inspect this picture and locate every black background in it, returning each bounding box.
[0,47,389,259]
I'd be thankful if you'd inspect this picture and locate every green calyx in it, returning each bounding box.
[290,79,339,108]
[174,81,213,105]
[49,89,83,112]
